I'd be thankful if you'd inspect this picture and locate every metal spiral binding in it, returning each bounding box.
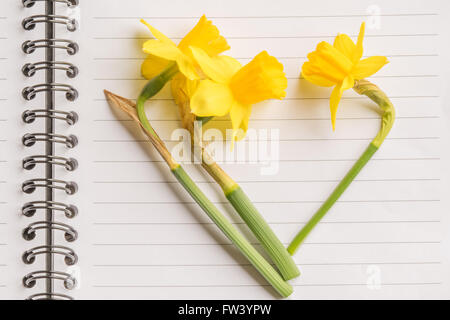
[22,178,78,195]
[22,201,78,219]
[23,271,77,290]
[22,245,78,266]
[22,0,79,300]
[23,15,78,32]
[22,83,79,101]
[22,132,78,148]
[22,109,78,125]
[23,155,78,171]
[23,221,78,242]
[22,39,79,55]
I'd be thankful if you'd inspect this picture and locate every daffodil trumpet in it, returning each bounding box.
[140,16,299,280]
[287,23,395,255]
[105,90,293,298]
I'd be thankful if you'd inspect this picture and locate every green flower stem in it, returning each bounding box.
[137,62,179,138]
[194,119,299,280]
[288,143,378,254]
[227,187,300,280]
[287,79,396,255]
[172,166,293,297]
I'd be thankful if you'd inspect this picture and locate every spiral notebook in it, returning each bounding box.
[0,0,449,300]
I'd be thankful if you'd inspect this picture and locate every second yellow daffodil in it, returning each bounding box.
[302,22,388,130]
[189,48,287,141]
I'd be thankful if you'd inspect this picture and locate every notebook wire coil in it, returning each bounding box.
[21,0,79,300]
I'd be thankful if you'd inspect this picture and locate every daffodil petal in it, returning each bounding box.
[190,80,233,117]
[329,76,354,130]
[175,55,200,80]
[190,46,241,83]
[142,39,182,61]
[329,85,342,131]
[230,101,252,142]
[141,55,171,79]
[333,33,356,61]
[142,40,198,80]
[352,22,365,64]
[178,15,230,57]
[141,19,176,46]
[352,56,389,79]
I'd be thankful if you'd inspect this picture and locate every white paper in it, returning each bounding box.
[1,0,449,299]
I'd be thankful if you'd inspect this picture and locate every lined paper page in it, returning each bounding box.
[74,0,449,299]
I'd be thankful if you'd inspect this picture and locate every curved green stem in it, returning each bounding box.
[288,80,396,255]
[137,62,178,138]
[288,143,378,254]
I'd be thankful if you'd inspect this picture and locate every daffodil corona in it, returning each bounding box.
[288,23,395,255]
[190,48,287,142]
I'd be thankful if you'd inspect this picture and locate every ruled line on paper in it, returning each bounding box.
[92,13,438,19]
[92,241,441,246]
[92,116,441,122]
[92,75,440,81]
[94,96,441,102]
[91,282,442,288]
[92,158,441,163]
[93,199,440,205]
[92,261,442,267]
[92,176,442,182]
[92,178,440,184]
[92,34,439,40]
[92,137,440,143]
[93,53,440,60]
[92,220,441,225]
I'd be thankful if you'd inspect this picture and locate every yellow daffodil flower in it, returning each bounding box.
[301,22,388,130]
[189,48,287,141]
[141,15,230,81]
